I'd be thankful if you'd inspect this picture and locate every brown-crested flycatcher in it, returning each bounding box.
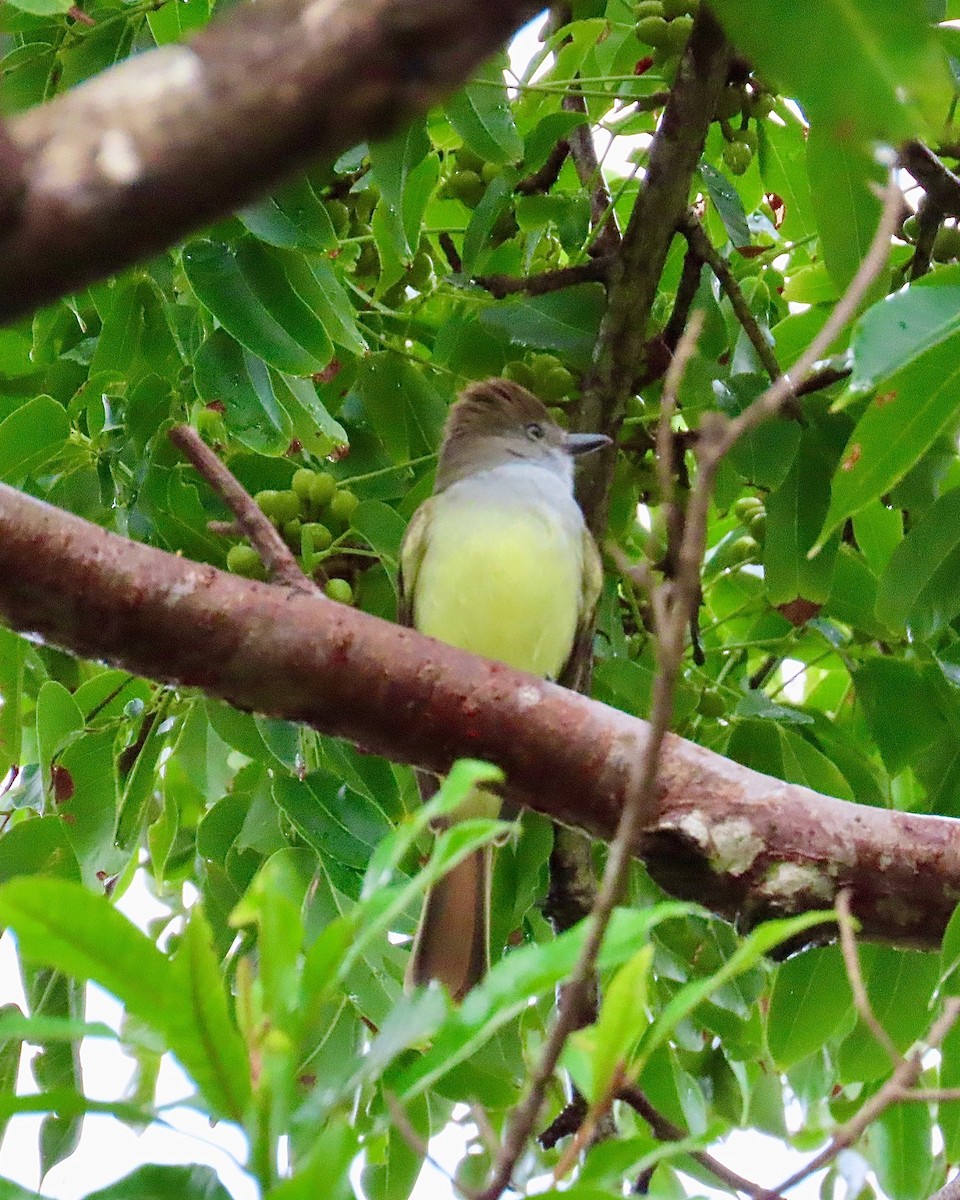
[398,377,609,1000]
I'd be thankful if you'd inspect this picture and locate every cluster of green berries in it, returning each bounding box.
[716,495,766,568]
[717,80,774,176]
[439,145,518,244]
[634,0,697,81]
[901,214,960,261]
[226,468,359,604]
[503,353,577,418]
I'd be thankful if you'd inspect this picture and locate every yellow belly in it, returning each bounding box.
[413,501,583,678]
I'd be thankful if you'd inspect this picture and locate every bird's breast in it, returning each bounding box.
[412,480,585,678]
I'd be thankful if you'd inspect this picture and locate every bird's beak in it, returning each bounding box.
[564,431,613,456]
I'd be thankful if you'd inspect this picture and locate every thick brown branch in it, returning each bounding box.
[0,483,957,950]
[576,8,732,538]
[0,0,541,321]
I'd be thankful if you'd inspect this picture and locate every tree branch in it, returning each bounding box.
[473,258,611,298]
[680,211,781,382]
[0,482,956,949]
[0,0,542,321]
[576,7,732,538]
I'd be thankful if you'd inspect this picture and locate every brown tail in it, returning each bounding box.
[406,847,491,1002]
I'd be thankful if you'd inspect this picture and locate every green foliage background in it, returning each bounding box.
[2,0,960,1197]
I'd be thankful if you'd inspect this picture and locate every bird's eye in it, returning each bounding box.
[525,422,545,441]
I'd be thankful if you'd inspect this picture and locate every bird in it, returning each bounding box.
[398,376,609,1000]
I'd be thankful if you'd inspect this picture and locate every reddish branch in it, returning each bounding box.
[0,482,958,951]
[0,0,542,321]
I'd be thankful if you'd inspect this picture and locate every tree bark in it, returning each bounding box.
[0,0,541,321]
[0,481,956,952]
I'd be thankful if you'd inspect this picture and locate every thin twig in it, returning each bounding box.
[563,91,622,255]
[473,258,611,298]
[774,997,960,1194]
[515,137,570,195]
[168,425,318,594]
[681,213,781,383]
[383,1092,477,1200]
[618,1085,785,1200]
[928,1173,960,1200]
[836,888,903,1067]
[717,178,904,456]
[663,243,704,352]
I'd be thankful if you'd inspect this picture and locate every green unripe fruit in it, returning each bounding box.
[264,489,300,525]
[635,0,664,15]
[725,535,760,565]
[480,162,501,184]
[901,215,920,242]
[406,249,433,290]
[504,360,536,390]
[666,13,693,52]
[723,140,752,176]
[732,497,763,523]
[933,225,960,261]
[324,577,354,604]
[661,0,688,14]
[447,169,485,208]
[636,15,670,46]
[539,366,576,403]
[716,84,745,122]
[454,145,486,174]
[545,406,568,426]
[697,688,726,718]
[308,471,337,510]
[292,468,316,500]
[226,544,266,580]
[282,518,302,548]
[300,522,333,553]
[749,91,775,119]
[736,127,758,153]
[748,511,767,541]
[328,488,359,527]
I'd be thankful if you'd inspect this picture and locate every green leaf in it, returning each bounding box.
[479,284,605,368]
[182,240,327,375]
[369,122,438,260]
[390,904,697,1100]
[837,946,939,1083]
[235,240,334,367]
[146,0,210,44]
[565,945,653,1103]
[462,172,514,275]
[194,329,293,455]
[299,258,368,356]
[853,657,958,776]
[84,1165,235,1200]
[0,879,249,1120]
[767,946,853,1068]
[239,177,337,252]
[0,629,25,776]
[764,433,840,607]
[445,54,523,165]
[815,312,960,551]
[876,487,960,638]
[710,0,952,142]
[848,278,960,395]
[698,163,750,248]
[806,126,885,291]
[867,1101,934,1200]
[940,1019,960,1160]
[351,500,406,587]
[0,817,80,884]
[0,396,70,486]
[5,0,73,13]
[358,353,448,464]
